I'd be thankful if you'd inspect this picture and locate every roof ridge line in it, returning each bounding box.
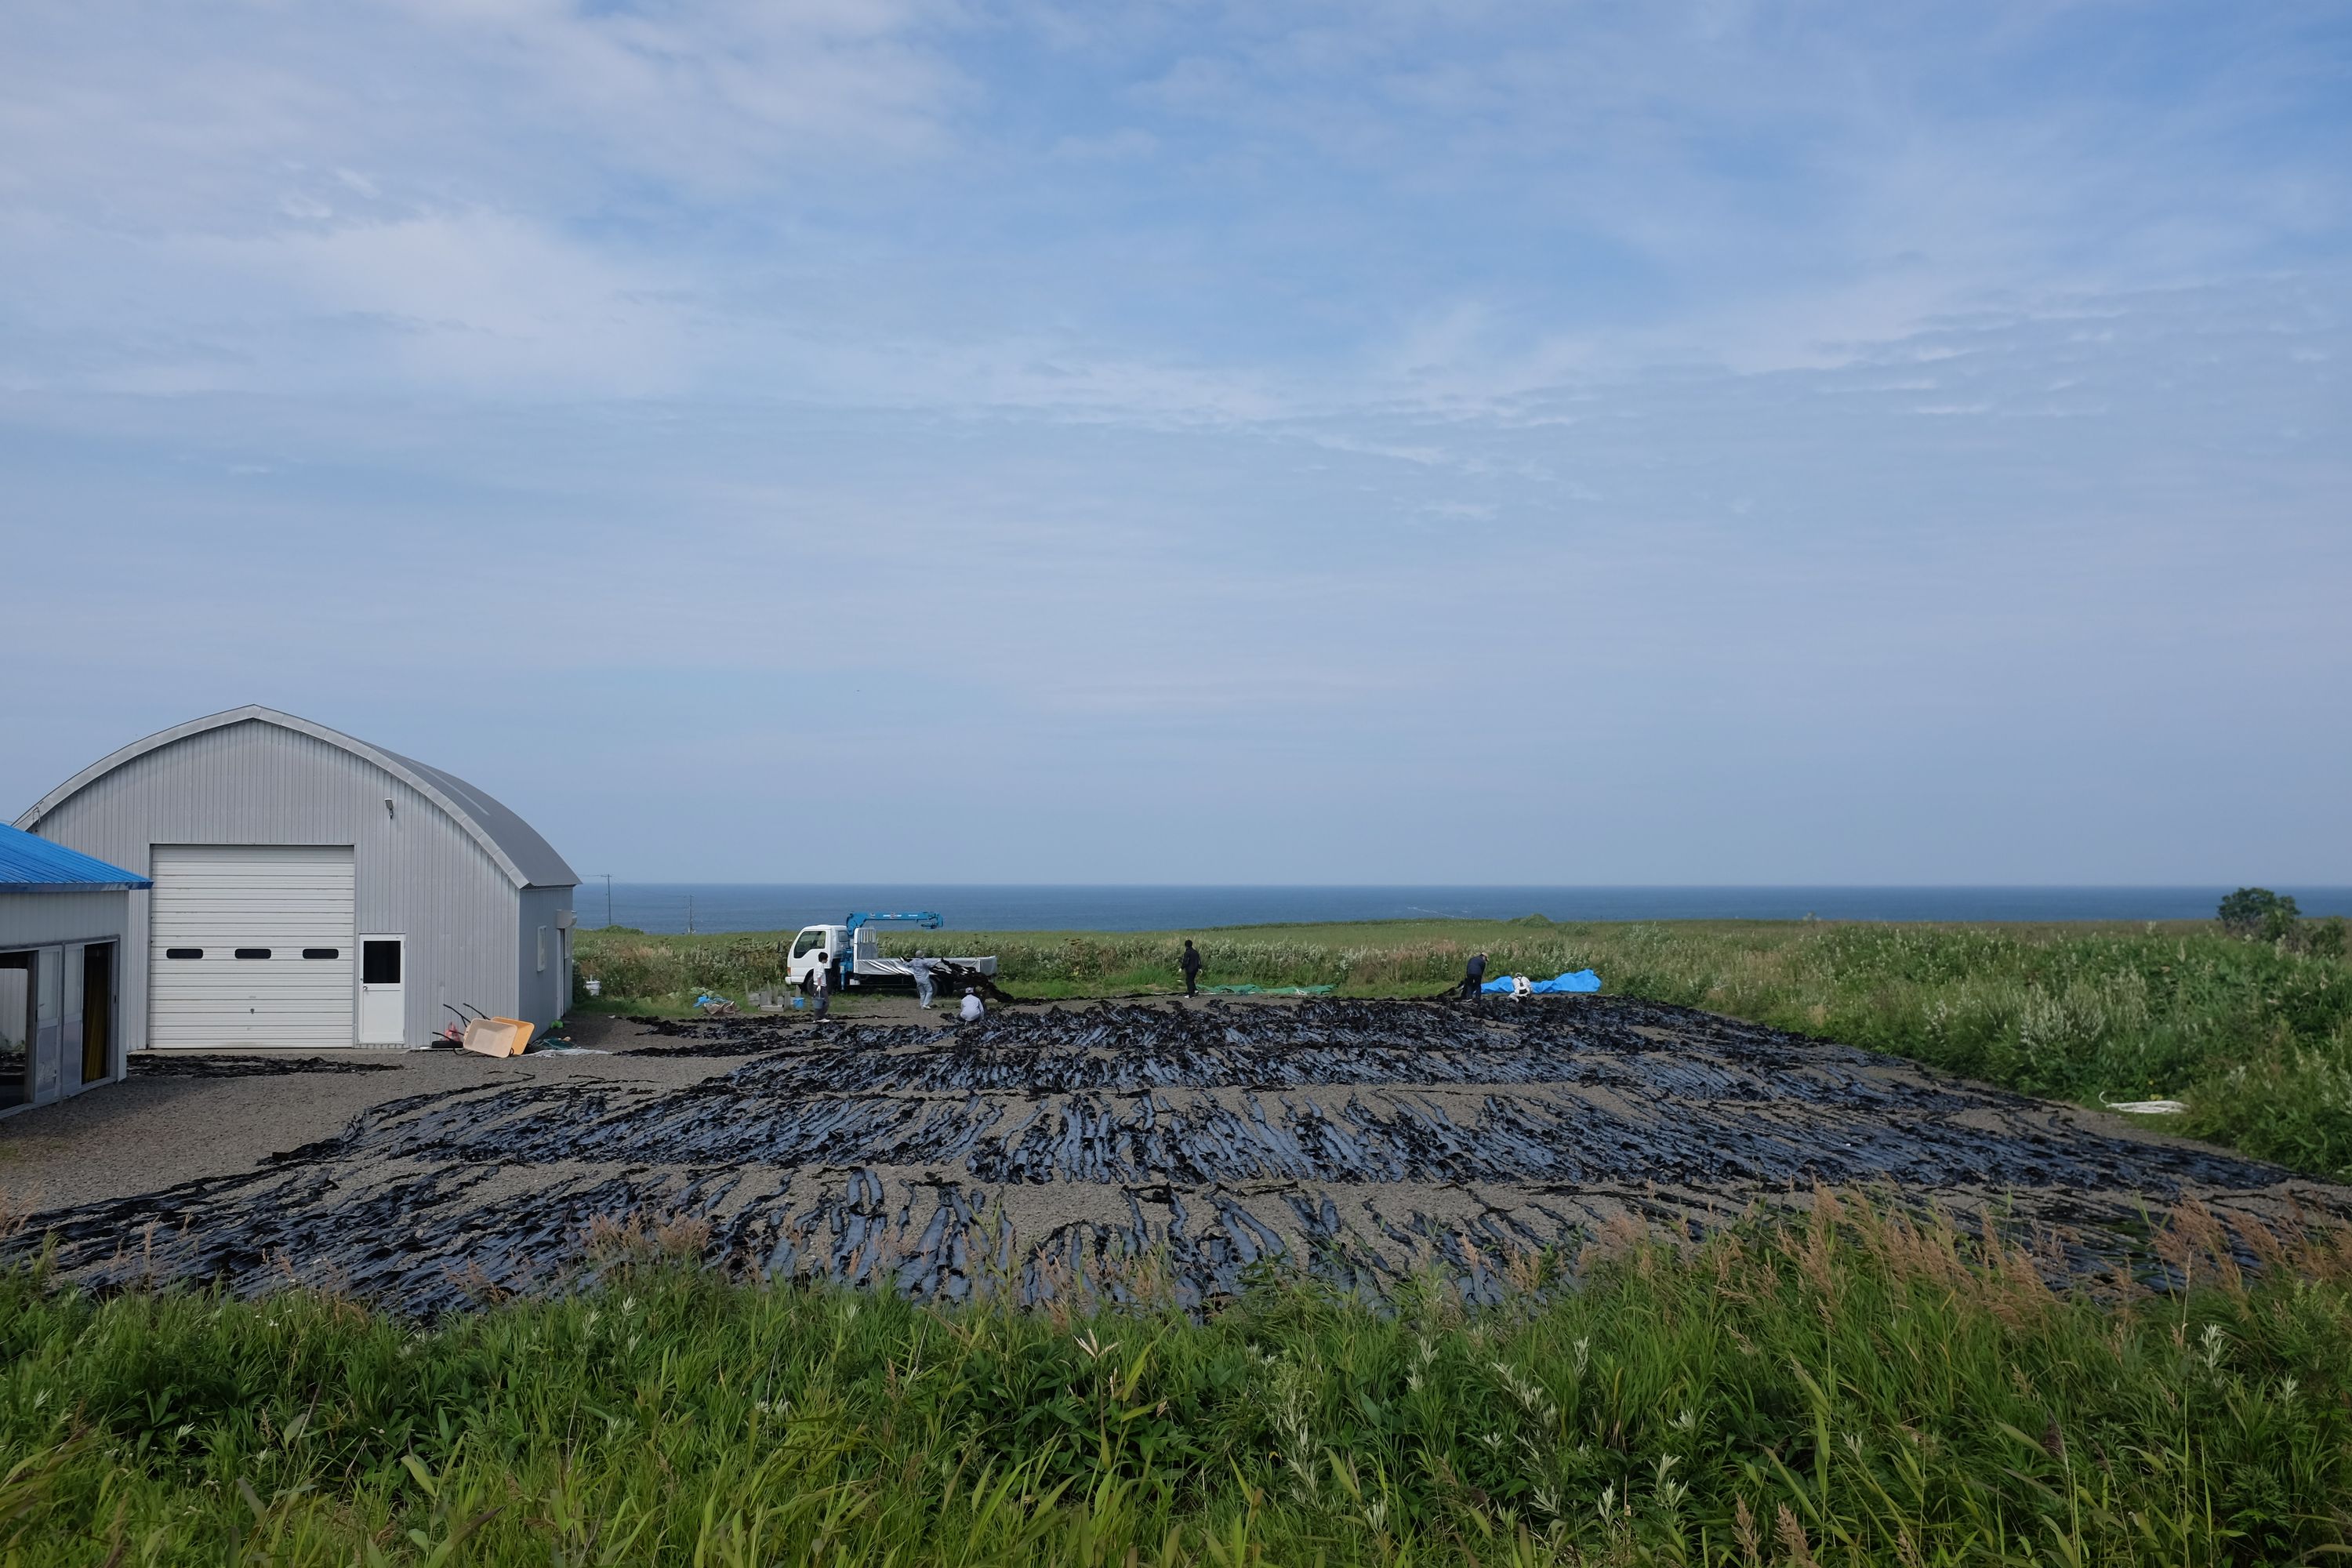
[13,706,576,891]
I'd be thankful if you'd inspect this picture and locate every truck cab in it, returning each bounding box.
[788,923,888,985]
[787,924,848,986]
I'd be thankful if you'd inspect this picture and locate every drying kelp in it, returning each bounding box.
[13,998,2343,1316]
[128,1054,405,1078]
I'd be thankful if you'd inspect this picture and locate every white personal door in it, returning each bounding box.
[150,845,356,1047]
[358,937,405,1044]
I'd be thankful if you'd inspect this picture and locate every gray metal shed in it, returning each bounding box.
[2,824,147,1114]
[13,706,579,1051]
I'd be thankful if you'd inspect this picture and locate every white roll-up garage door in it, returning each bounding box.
[150,846,355,1048]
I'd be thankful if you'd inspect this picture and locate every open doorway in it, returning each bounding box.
[79,942,114,1087]
[0,951,28,1109]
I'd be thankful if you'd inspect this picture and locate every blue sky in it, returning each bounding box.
[2,0,2347,884]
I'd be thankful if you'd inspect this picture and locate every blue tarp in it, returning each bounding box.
[1481,968,1602,994]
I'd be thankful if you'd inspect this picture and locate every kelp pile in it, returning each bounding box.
[12,998,2336,1315]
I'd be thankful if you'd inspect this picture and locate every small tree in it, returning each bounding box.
[2217,887,2299,940]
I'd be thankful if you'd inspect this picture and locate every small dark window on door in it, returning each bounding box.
[301,948,339,960]
[362,940,401,985]
[234,948,271,960]
[165,948,203,960]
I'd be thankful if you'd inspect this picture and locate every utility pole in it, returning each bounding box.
[599,873,615,928]
[687,894,697,935]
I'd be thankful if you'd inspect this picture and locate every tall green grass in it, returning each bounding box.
[574,920,2352,1178]
[4,1195,2349,1565]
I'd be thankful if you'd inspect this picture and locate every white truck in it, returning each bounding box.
[785,912,997,989]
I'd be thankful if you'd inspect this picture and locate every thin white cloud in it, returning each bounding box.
[386,0,968,185]
[189,210,691,394]
[5,0,2347,412]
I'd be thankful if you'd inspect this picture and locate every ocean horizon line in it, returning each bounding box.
[571,882,2352,936]
[582,880,2345,890]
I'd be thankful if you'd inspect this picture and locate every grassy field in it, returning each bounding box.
[9,927,2347,1563]
[573,918,2352,1180]
[5,1195,2350,1565]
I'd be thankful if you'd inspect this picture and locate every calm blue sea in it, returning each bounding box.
[578,884,2352,935]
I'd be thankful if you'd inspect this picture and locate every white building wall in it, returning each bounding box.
[0,891,129,953]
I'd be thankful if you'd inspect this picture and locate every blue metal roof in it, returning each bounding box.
[0,824,150,893]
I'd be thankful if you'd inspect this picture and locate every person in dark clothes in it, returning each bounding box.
[1180,939,1203,996]
[1460,952,1487,999]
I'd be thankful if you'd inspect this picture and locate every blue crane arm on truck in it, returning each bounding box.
[848,911,942,935]
[785,912,996,987]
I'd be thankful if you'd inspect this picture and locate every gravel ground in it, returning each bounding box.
[0,998,1212,1214]
[0,1014,697,1214]
[5,996,2345,1314]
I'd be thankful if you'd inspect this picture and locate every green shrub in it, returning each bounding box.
[2219,886,2302,943]
[2303,914,2349,960]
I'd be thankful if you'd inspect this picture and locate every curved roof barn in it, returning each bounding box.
[16,706,576,888]
[16,706,577,1051]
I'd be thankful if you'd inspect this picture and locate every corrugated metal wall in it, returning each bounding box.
[24,720,564,1048]
[516,885,573,1030]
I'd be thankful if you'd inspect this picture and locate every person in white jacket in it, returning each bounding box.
[910,953,935,1009]
[959,987,985,1022]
